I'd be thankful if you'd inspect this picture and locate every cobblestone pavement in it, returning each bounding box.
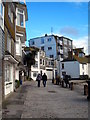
[2,80,88,119]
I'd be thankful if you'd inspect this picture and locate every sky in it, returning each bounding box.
[25,2,88,54]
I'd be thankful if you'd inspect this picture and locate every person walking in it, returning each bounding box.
[36,73,42,87]
[42,73,47,87]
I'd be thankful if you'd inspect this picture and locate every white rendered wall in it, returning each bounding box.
[80,64,88,75]
[31,51,40,81]
[15,70,19,80]
[61,61,80,78]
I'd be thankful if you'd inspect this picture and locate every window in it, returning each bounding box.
[47,38,52,42]
[0,3,3,16]
[68,41,72,46]
[60,46,63,50]
[64,47,68,53]
[62,63,64,69]
[49,61,51,65]
[17,8,24,27]
[82,64,84,69]
[50,55,54,58]
[33,72,37,77]
[8,5,13,23]
[40,59,42,64]
[16,36,22,56]
[41,38,44,44]
[63,38,67,45]
[41,46,44,51]
[7,34,11,53]
[58,52,60,55]
[48,47,52,50]
[0,2,4,29]
[5,64,11,82]
[33,61,38,68]
[43,60,45,65]
[31,40,35,45]
[61,54,63,58]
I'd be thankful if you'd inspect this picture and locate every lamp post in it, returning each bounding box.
[52,59,54,83]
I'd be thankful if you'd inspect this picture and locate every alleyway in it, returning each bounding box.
[2,80,88,119]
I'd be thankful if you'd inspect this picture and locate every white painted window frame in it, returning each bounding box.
[16,35,22,56]
[16,7,25,28]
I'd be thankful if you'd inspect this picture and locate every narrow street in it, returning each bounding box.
[2,80,88,119]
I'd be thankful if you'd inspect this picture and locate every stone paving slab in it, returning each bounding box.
[2,80,88,119]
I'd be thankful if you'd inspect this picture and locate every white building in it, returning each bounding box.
[61,59,88,79]
[30,47,57,81]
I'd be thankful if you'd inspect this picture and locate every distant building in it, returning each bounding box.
[29,34,73,76]
[25,46,57,80]
[61,59,88,79]
[61,48,90,79]
[29,34,73,60]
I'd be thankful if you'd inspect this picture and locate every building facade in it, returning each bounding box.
[3,2,18,96]
[15,2,28,82]
[29,34,73,77]
[61,60,88,79]
[1,1,28,98]
[25,47,57,81]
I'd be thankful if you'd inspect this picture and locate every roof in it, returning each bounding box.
[29,34,72,42]
[30,34,54,41]
[24,46,39,52]
[73,55,88,64]
[61,58,77,62]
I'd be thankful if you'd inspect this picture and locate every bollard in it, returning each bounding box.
[86,80,90,100]
[70,82,74,90]
[84,85,88,95]
[62,80,64,87]
[69,83,70,88]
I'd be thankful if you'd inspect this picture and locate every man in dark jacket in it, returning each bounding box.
[42,73,47,87]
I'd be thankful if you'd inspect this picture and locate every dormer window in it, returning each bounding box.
[17,8,25,27]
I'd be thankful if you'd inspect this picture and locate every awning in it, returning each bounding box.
[4,55,18,64]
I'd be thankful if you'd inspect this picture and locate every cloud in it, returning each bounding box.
[60,26,79,36]
[73,36,88,55]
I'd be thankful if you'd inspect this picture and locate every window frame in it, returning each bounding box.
[16,8,25,27]
[41,38,44,44]
[62,63,64,69]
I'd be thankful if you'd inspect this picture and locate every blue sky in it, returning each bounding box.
[26,2,88,53]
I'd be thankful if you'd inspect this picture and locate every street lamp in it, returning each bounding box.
[52,59,54,83]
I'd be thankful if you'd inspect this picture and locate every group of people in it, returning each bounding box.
[36,73,47,87]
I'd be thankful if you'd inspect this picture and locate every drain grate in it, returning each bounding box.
[48,91,56,93]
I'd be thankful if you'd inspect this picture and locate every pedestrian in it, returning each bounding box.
[36,73,42,87]
[42,73,47,87]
